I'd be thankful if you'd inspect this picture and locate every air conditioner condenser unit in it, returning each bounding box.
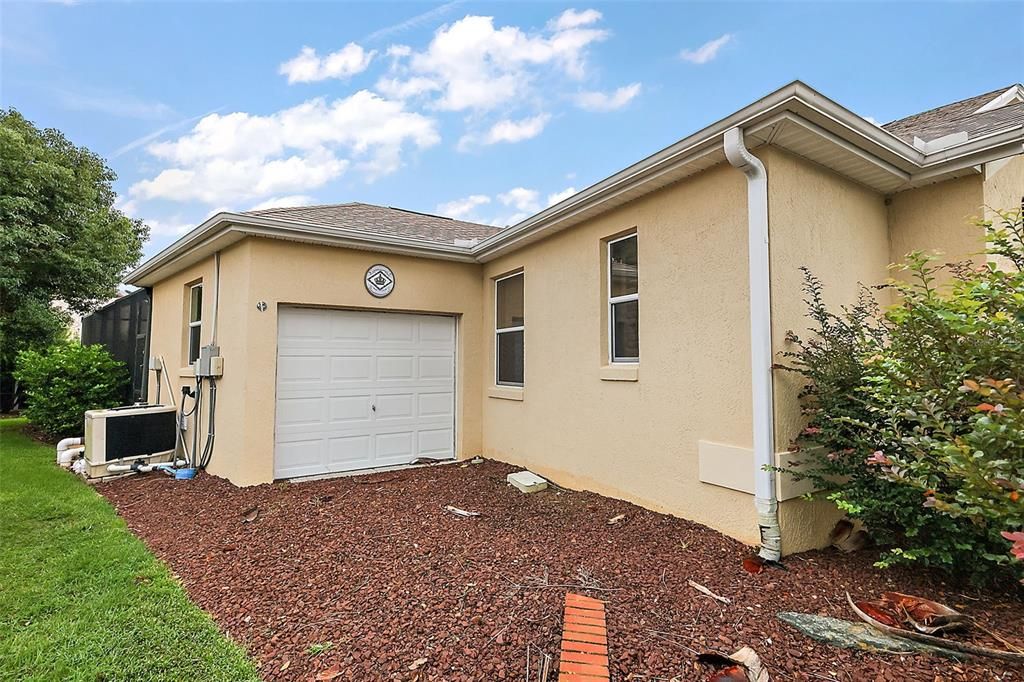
[84,404,178,478]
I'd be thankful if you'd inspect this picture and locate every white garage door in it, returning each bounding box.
[274,307,456,479]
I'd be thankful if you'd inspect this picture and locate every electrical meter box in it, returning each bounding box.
[194,344,223,378]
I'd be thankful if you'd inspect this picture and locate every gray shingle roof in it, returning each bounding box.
[883,85,1022,142]
[243,202,501,245]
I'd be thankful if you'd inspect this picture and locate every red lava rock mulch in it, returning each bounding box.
[97,461,1024,682]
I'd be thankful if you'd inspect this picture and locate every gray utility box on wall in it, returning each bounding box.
[194,344,223,378]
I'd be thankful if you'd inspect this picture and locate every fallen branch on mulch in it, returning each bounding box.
[846,592,1024,663]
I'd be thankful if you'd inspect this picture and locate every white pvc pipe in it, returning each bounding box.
[57,437,83,453]
[724,126,782,562]
[56,437,84,466]
[106,459,187,473]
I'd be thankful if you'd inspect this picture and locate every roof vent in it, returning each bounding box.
[453,238,480,248]
[913,130,969,154]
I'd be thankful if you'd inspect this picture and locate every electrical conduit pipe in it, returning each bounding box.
[723,126,782,562]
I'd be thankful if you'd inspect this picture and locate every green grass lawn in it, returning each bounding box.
[0,418,260,682]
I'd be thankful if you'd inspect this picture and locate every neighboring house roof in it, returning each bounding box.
[127,80,1024,287]
[883,84,1024,142]
[243,202,500,245]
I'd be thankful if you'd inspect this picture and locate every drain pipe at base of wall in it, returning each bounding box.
[723,127,783,562]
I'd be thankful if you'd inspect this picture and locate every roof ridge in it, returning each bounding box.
[247,201,359,214]
[884,84,1017,127]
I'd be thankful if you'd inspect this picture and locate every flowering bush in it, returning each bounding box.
[782,210,1024,585]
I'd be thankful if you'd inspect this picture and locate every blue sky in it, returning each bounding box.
[3,1,1022,259]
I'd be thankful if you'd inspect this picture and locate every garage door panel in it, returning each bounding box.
[327,435,373,469]
[377,315,417,342]
[374,392,415,420]
[277,396,326,428]
[279,309,330,340]
[419,355,454,380]
[278,355,328,385]
[376,431,416,463]
[275,307,456,479]
[418,391,454,417]
[275,439,325,478]
[330,314,375,342]
[419,315,454,341]
[419,428,455,457]
[328,395,373,423]
[376,355,416,381]
[330,355,374,382]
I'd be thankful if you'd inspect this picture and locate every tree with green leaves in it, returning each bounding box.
[0,108,148,411]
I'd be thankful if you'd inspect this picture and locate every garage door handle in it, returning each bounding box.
[371,404,376,412]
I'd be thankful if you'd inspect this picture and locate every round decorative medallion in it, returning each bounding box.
[364,264,395,298]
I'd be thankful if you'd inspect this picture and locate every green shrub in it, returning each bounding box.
[14,343,127,439]
[782,210,1024,585]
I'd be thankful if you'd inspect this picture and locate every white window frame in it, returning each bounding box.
[187,282,203,364]
[607,232,639,364]
[494,271,524,387]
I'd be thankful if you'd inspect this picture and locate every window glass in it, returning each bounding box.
[496,330,524,386]
[612,299,639,361]
[189,325,202,363]
[189,285,203,323]
[609,236,638,298]
[496,275,524,329]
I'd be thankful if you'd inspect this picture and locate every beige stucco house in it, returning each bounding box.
[126,81,1024,557]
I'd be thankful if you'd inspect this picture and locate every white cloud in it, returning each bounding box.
[385,11,609,112]
[679,33,733,64]
[574,82,641,112]
[864,115,882,126]
[498,187,540,213]
[547,186,576,206]
[279,43,376,83]
[437,182,575,226]
[248,195,315,211]
[436,194,491,220]
[131,152,348,205]
[131,91,439,205]
[375,75,440,100]
[147,218,194,237]
[460,113,551,150]
[549,8,603,31]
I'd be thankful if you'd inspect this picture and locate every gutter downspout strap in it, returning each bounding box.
[723,127,782,561]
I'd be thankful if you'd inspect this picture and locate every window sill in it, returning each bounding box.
[179,366,195,378]
[488,386,525,401]
[599,365,638,382]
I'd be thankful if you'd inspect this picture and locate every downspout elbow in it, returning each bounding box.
[724,126,782,562]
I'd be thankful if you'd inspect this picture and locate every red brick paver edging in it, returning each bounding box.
[560,593,610,680]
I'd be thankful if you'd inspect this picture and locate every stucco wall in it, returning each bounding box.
[479,162,763,545]
[888,174,986,268]
[148,238,485,486]
[762,147,891,551]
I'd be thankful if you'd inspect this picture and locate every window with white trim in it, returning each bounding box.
[608,233,639,363]
[495,272,524,386]
[187,283,203,364]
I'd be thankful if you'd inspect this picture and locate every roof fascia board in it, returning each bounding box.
[473,82,926,261]
[126,213,475,286]
[748,111,912,182]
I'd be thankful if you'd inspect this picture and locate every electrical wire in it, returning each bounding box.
[198,377,217,469]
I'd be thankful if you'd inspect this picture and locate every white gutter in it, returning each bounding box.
[723,127,782,562]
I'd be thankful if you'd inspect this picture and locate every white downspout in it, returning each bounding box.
[723,127,782,562]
